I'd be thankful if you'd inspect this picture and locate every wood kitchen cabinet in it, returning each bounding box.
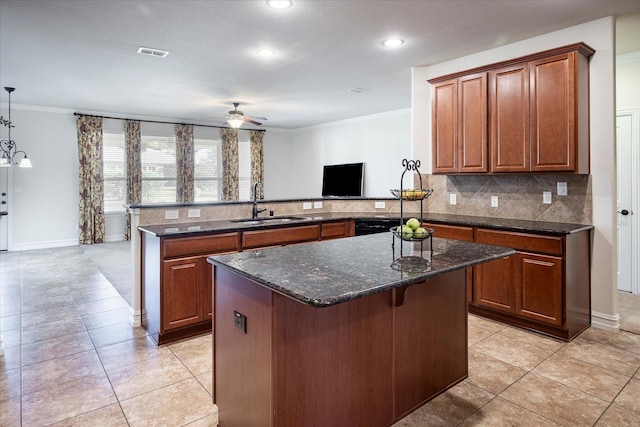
[471,227,588,340]
[141,220,354,344]
[432,73,487,173]
[430,43,594,175]
[142,231,240,344]
[490,63,530,172]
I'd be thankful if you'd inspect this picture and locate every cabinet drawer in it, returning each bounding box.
[242,225,320,249]
[163,232,240,258]
[423,223,473,242]
[475,228,562,256]
[321,221,353,240]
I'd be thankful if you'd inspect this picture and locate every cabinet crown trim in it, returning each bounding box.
[427,42,595,84]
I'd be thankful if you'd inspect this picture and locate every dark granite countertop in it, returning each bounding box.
[139,211,592,237]
[208,233,515,307]
[421,213,593,235]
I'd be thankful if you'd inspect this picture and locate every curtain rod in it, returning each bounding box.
[73,112,265,132]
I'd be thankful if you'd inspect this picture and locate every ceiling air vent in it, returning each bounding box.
[137,46,170,58]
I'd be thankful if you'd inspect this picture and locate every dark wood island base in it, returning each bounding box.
[213,266,468,427]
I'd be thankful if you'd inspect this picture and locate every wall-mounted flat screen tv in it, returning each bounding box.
[321,162,364,197]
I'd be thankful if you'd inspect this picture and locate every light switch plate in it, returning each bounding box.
[303,202,313,210]
[165,210,179,220]
[491,196,498,207]
[449,193,457,205]
[314,201,323,209]
[543,191,552,204]
[375,201,386,209]
[188,209,200,218]
[557,182,567,196]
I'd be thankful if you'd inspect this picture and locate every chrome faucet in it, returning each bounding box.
[252,182,266,219]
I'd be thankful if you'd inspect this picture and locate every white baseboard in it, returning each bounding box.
[591,310,621,332]
[10,238,79,252]
[104,235,126,243]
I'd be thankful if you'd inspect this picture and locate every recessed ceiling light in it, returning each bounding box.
[267,0,292,8]
[137,46,169,58]
[348,88,369,94]
[256,48,276,57]
[381,39,404,48]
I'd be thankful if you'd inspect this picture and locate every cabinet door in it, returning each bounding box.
[432,79,458,173]
[458,73,488,172]
[162,256,204,332]
[474,255,516,313]
[516,252,563,326]
[490,63,530,172]
[530,52,576,171]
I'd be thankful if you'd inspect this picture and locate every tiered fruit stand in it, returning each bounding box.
[390,159,434,269]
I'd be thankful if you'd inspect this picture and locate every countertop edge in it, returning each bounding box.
[208,246,516,307]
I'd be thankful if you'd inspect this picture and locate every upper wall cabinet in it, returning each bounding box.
[432,73,488,173]
[429,43,594,175]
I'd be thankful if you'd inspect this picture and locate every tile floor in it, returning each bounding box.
[2,244,640,426]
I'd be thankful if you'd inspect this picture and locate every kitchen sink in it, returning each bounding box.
[229,216,305,224]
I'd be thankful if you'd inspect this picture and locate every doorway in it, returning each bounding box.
[616,110,639,294]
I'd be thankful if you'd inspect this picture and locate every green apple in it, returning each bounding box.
[413,227,429,239]
[400,225,414,240]
[406,217,420,230]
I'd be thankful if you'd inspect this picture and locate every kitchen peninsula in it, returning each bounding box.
[208,233,515,427]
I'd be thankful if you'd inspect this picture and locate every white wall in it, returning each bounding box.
[284,109,412,198]
[412,17,618,329]
[617,52,640,111]
[1,107,79,250]
[263,129,293,199]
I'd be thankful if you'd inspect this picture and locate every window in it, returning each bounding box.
[194,138,221,202]
[141,135,176,203]
[101,127,253,208]
[238,139,251,200]
[103,133,126,212]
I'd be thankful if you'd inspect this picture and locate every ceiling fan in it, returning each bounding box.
[225,102,267,128]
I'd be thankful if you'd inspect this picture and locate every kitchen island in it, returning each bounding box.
[208,233,515,427]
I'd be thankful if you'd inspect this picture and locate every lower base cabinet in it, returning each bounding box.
[425,222,591,341]
[142,220,355,344]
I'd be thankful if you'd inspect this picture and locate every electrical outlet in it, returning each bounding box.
[165,210,179,220]
[314,201,323,209]
[449,193,457,205]
[233,310,247,334]
[375,201,386,209]
[188,208,200,218]
[303,202,313,210]
[491,196,498,207]
[557,182,567,196]
[543,191,552,204]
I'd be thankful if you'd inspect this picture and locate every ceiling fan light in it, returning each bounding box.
[227,117,244,128]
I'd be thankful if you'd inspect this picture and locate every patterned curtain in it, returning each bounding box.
[176,124,194,203]
[221,128,239,200]
[124,120,141,240]
[250,130,265,199]
[77,116,105,244]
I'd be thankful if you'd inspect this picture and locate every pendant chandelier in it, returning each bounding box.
[1,87,32,168]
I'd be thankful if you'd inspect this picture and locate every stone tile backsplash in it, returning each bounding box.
[416,174,592,224]
[137,174,591,226]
